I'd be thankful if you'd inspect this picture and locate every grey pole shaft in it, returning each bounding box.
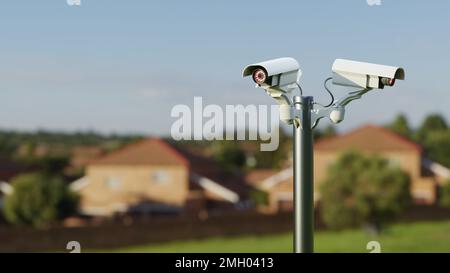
[293,96,314,253]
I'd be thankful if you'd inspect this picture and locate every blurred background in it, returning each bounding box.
[0,0,449,253]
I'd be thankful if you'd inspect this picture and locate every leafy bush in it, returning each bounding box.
[320,151,411,231]
[249,189,269,206]
[440,182,450,208]
[3,173,79,228]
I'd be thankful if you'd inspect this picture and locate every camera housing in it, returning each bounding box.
[243,57,301,96]
[332,59,405,89]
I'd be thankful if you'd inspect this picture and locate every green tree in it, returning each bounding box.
[213,142,246,173]
[422,130,450,167]
[388,114,411,138]
[416,114,448,143]
[440,182,450,208]
[3,173,79,228]
[36,155,70,174]
[320,151,411,232]
[322,125,337,138]
[249,189,269,206]
[314,125,337,141]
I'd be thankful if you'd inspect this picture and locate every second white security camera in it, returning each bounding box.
[242,57,302,96]
[332,59,405,89]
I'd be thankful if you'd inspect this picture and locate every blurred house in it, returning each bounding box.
[247,125,450,213]
[70,139,246,217]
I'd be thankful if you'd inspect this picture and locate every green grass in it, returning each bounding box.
[104,220,450,253]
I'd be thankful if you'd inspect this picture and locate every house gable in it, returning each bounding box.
[315,124,422,153]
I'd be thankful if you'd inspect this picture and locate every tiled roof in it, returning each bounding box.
[70,146,105,168]
[91,138,189,166]
[315,124,422,153]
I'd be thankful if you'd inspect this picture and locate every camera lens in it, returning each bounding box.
[252,69,267,85]
[381,77,396,86]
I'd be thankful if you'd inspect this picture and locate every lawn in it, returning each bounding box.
[107,220,450,253]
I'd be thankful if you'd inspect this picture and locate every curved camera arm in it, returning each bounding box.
[310,88,372,128]
[261,87,296,125]
[271,93,292,106]
[263,87,293,106]
[336,88,372,107]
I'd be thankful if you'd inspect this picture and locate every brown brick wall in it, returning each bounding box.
[78,165,189,215]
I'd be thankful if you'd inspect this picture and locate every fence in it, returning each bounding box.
[0,211,297,252]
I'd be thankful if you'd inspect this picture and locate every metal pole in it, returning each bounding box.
[293,96,314,253]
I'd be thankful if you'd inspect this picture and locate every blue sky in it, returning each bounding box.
[0,0,449,135]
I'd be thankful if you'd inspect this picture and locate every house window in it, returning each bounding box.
[105,176,121,190]
[151,171,170,184]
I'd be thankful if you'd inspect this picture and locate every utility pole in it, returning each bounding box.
[293,96,314,253]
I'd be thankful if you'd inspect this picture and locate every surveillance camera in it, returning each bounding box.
[243,57,302,97]
[332,59,405,89]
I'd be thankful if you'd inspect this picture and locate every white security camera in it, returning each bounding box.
[242,57,302,125]
[243,57,302,98]
[332,59,405,89]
